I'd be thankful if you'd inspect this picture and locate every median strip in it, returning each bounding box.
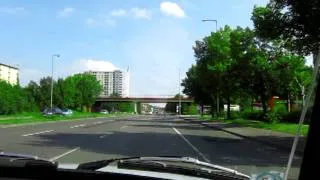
[22,130,55,137]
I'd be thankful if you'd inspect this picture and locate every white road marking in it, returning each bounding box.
[69,124,86,128]
[22,130,55,137]
[99,135,107,138]
[49,147,80,161]
[172,127,210,163]
[93,121,103,125]
[120,125,128,129]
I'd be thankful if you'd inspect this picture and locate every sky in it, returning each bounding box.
[0,0,275,96]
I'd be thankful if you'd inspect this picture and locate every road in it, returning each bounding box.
[0,115,301,179]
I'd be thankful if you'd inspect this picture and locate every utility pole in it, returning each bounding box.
[50,54,60,111]
[179,68,182,116]
[202,19,219,114]
[295,77,305,107]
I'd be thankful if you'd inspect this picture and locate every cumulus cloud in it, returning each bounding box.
[131,8,152,20]
[160,1,186,18]
[68,59,119,73]
[57,7,75,17]
[0,6,24,14]
[110,9,127,17]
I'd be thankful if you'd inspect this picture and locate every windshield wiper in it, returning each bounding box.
[77,156,249,179]
[0,152,57,170]
[118,159,249,180]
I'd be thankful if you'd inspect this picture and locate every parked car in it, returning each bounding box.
[100,109,109,114]
[42,107,63,116]
[62,109,73,115]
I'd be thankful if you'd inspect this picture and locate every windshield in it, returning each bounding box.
[0,0,319,179]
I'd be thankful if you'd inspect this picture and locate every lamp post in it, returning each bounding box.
[179,68,181,116]
[50,54,60,111]
[202,19,219,114]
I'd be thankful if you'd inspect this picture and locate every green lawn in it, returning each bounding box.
[200,115,309,136]
[0,112,133,125]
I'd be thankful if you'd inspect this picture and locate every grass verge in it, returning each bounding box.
[200,115,309,136]
[0,112,133,125]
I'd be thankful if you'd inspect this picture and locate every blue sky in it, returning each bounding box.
[0,0,271,96]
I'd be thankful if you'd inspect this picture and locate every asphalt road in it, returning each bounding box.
[0,115,301,179]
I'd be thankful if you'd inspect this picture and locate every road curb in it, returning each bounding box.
[0,116,111,128]
[182,118,304,156]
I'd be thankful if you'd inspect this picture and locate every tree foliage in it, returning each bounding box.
[182,24,312,120]
[252,0,320,63]
[0,80,35,114]
[0,73,103,115]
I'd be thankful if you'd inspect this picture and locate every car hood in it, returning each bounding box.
[58,156,250,180]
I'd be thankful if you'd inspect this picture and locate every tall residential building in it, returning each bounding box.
[87,69,129,97]
[0,63,19,85]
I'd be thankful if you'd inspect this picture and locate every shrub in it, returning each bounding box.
[273,102,287,114]
[241,110,265,121]
[280,110,310,124]
[264,111,281,124]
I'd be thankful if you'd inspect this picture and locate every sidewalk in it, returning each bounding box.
[182,117,305,156]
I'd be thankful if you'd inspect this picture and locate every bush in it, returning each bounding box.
[241,110,265,121]
[273,102,287,114]
[280,110,311,124]
[264,112,281,124]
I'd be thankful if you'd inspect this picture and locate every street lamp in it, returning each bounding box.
[202,19,220,114]
[50,54,60,111]
[202,19,217,33]
[179,68,182,116]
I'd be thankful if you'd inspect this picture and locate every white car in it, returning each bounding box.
[62,109,73,115]
[223,104,240,111]
[100,109,109,114]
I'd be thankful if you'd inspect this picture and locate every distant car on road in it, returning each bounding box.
[100,109,109,114]
[62,109,73,115]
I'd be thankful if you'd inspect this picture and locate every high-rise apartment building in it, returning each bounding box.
[0,63,19,85]
[87,69,129,97]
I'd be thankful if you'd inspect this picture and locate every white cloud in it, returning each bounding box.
[67,59,119,74]
[160,1,186,18]
[20,60,119,86]
[86,17,115,27]
[131,8,152,20]
[0,6,24,14]
[58,7,75,17]
[110,9,127,17]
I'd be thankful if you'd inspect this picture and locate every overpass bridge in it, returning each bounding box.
[96,97,194,103]
[93,96,194,113]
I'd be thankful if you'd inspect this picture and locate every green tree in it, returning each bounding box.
[252,0,320,65]
[182,65,211,115]
[38,77,54,109]
[0,81,31,114]
[54,78,65,108]
[73,73,103,112]
[24,81,40,111]
[62,76,77,108]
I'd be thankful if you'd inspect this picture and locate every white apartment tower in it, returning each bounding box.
[0,63,19,85]
[87,69,129,97]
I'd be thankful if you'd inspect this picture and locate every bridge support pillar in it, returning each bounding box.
[134,102,137,114]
